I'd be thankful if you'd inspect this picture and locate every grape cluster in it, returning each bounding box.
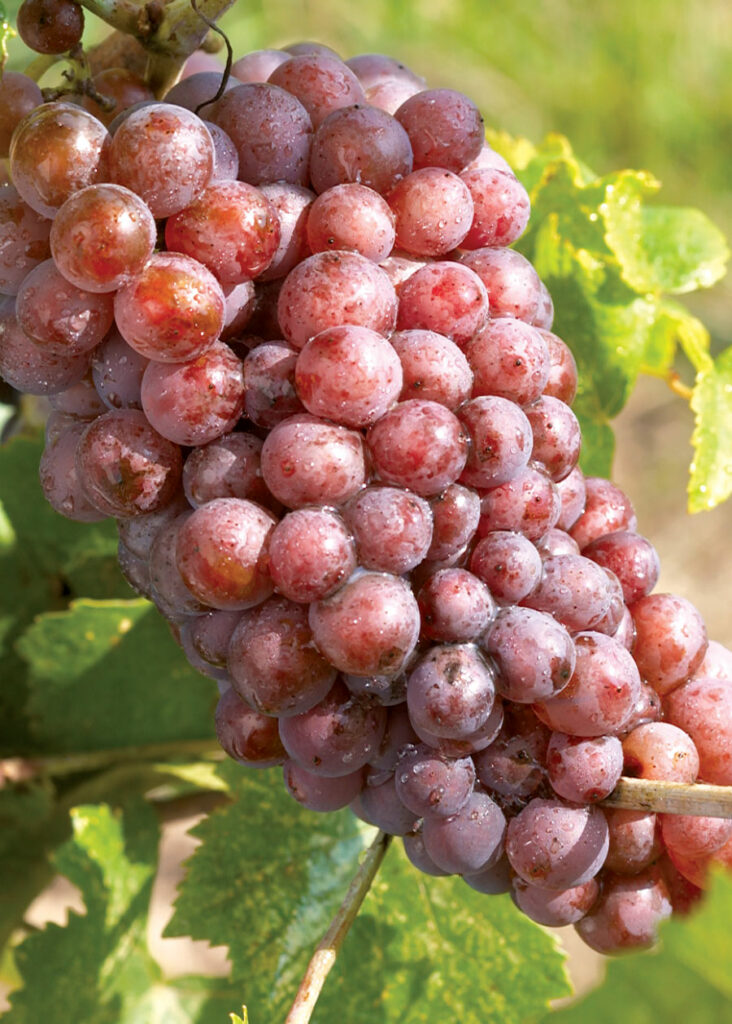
[2,37,732,956]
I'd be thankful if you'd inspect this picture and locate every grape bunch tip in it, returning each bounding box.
[3,27,732,959]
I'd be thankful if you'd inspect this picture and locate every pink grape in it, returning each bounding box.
[512,878,599,928]
[412,697,505,758]
[394,88,483,172]
[10,102,110,218]
[603,808,661,875]
[406,643,496,739]
[525,396,582,482]
[664,677,732,784]
[140,341,245,447]
[389,329,473,411]
[458,168,531,248]
[76,408,182,518]
[39,420,107,523]
[295,324,403,428]
[569,476,637,550]
[540,329,578,404]
[457,395,533,489]
[396,261,489,346]
[366,400,469,496]
[522,553,621,633]
[0,72,42,158]
[165,180,281,283]
[181,432,268,508]
[426,484,481,562]
[546,733,623,802]
[114,252,226,363]
[284,761,365,811]
[478,464,561,541]
[108,103,214,218]
[258,183,314,280]
[388,169,474,256]
[91,329,148,411]
[465,317,550,405]
[473,704,550,799]
[583,530,660,605]
[630,593,708,696]
[462,243,542,321]
[277,250,398,348]
[279,678,387,777]
[50,184,157,293]
[622,722,699,783]
[534,631,641,737]
[308,104,413,195]
[215,687,287,768]
[483,606,575,703]
[213,82,313,186]
[268,53,366,128]
[422,790,506,875]
[268,507,357,603]
[506,798,609,890]
[394,744,475,819]
[342,485,433,574]
[416,568,495,643]
[469,531,542,604]
[176,497,276,610]
[242,341,304,428]
[306,183,396,263]
[149,512,207,619]
[575,868,672,954]
[228,596,336,717]
[232,49,289,83]
[260,414,367,508]
[16,259,114,355]
[309,571,420,677]
[0,184,51,295]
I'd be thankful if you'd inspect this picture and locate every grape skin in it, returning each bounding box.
[534,632,642,738]
[108,103,214,219]
[268,507,357,603]
[309,572,420,677]
[260,414,367,508]
[308,104,413,196]
[506,798,609,890]
[422,789,506,875]
[294,324,403,427]
[227,596,336,717]
[342,485,433,575]
[176,497,277,610]
[279,679,387,777]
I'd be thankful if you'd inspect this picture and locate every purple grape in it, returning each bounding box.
[422,790,506,875]
[279,679,387,777]
[506,798,609,890]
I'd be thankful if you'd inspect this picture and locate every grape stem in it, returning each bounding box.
[600,777,732,818]
[284,830,392,1024]
[73,0,236,96]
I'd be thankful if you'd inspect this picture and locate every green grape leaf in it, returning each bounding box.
[230,1010,249,1024]
[4,800,239,1023]
[315,842,571,1024]
[166,762,374,1021]
[546,872,732,1024]
[688,345,732,513]
[0,782,63,953]
[632,207,728,295]
[167,764,571,1023]
[18,599,217,752]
